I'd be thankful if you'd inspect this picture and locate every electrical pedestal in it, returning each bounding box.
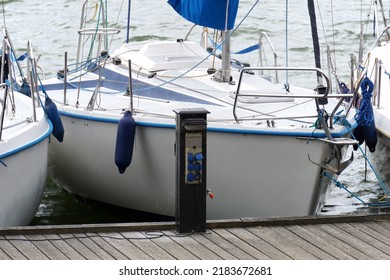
[174,108,209,233]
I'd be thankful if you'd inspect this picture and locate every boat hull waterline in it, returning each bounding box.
[47,104,348,219]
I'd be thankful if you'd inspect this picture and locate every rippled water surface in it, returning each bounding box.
[1,0,385,224]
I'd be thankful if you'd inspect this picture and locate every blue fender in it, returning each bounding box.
[352,125,365,151]
[115,110,136,174]
[44,96,64,142]
[353,77,377,153]
[363,119,377,153]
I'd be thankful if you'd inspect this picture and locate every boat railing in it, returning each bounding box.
[368,26,390,51]
[233,66,354,125]
[1,31,41,123]
[26,40,40,121]
[258,32,279,83]
[358,26,390,109]
[369,57,384,109]
[188,26,279,83]
[0,83,8,141]
[76,0,120,67]
[1,31,17,119]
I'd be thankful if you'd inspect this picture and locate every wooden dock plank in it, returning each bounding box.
[42,234,85,260]
[271,225,336,259]
[7,235,48,260]
[334,223,390,258]
[0,250,11,260]
[190,232,239,260]
[248,226,316,259]
[120,231,175,260]
[99,232,153,260]
[164,232,223,260]
[0,248,11,260]
[149,230,199,260]
[237,227,291,260]
[302,224,368,259]
[0,214,389,260]
[87,233,129,260]
[204,228,258,259]
[0,237,27,260]
[58,233,101,260]
[363,221,390,238]
[27,234,68,260]
[73,233,116,260]
[284,225,354,260]
[373,221,390,232]
[315,224,384,259]
[225,228,274,259]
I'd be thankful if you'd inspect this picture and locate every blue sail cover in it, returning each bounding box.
[167,0,239,30]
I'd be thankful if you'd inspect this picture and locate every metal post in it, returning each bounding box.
[64,52,67,105]
[29,69,37,122]
[128,60,133,114]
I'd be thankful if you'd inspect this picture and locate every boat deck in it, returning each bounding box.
[1,214,390,260]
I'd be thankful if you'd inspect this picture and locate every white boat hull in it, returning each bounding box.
[1,93,51,227]
[49,112,338,219]
[0,139,48,226]
[363,38,390,194]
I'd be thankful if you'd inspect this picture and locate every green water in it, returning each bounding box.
[30,177,173,226]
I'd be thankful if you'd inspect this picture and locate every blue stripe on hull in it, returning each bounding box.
[0,122,52,159]
[59,110,349,138]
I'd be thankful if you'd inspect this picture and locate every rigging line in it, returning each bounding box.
[347,125,390,197]
[314,1,328,49]
[107,0,125,53]
[330,0,336,68]
[285,0,288,86]
[1,0,5,29]
[316,0,340,80]
[84,0,125,107]
[324,171,390,207]
[363,1,375,40]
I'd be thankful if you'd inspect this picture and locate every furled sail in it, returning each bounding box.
[167,0,239,30]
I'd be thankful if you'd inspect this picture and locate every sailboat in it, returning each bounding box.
[353,0,390,195]
[0,31,52,226]
[41,0,357,219]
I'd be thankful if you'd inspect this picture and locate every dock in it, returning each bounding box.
[1,214,390,260]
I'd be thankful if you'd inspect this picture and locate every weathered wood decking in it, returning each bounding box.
[0,214,390,260]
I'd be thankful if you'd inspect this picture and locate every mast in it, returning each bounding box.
[307,0,322,85]
[126,0,132,43]
[215,0,234,83]
[168,0,238,84]
[215,30,232,83]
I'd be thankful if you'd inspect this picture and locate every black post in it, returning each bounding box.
[174,108,209,233]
